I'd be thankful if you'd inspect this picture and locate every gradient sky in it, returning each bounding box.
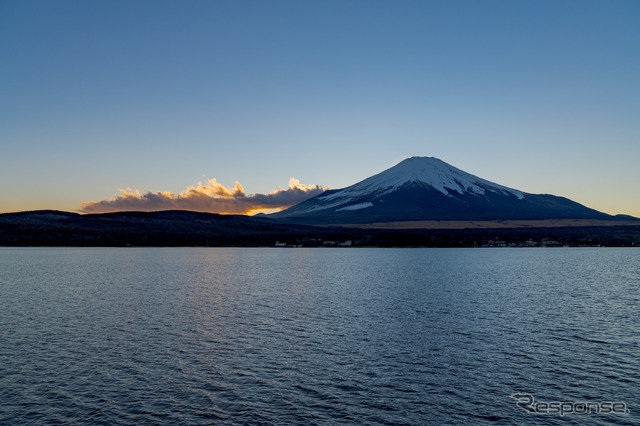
[2,0,639,216]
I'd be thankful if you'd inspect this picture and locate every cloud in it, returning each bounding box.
[80,178,327,215]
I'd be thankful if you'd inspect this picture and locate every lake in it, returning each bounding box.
[0,247,638,425]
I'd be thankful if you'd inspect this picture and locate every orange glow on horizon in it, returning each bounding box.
[246,207,284,216]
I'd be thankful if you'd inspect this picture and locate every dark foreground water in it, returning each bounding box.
[0,247,638,425]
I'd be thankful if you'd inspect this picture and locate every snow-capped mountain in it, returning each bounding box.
[271,156,612,224]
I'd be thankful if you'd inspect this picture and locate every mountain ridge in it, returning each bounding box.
[271,156,622,224]
[2,209,639,248]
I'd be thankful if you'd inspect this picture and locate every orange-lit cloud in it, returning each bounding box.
[80,178,327,215]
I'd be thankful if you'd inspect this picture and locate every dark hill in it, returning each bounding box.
[0,210,323,247]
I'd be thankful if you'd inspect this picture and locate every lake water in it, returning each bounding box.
[0,247,638,425]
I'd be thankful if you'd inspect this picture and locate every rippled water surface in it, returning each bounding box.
[0,247,638,424]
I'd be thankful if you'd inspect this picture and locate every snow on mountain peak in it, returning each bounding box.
[319,156,524,203]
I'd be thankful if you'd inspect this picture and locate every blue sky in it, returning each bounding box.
[1,0,639,216]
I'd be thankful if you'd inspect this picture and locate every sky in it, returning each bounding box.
[1,0,639,217]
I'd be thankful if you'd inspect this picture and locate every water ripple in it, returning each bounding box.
[0,247,638,424]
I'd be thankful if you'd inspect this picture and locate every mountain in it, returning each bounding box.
[271,156,619,224]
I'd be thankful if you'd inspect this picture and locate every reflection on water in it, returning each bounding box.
[0,247,638,424]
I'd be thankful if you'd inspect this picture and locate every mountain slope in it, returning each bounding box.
[271,157,614,224]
